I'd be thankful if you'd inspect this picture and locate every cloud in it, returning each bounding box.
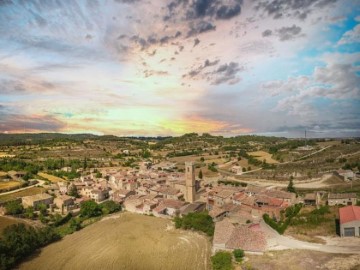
[211,62,243,85]
[276,25,303,41]
[255,0,338,20]
[269,61,360,118]
[338,23,360,45]
[193,38,200,47]
[0,114,66,133]
[262,29,272,37]
[0,78,55,95]
[187,21,216,37]
[166,0,243,22]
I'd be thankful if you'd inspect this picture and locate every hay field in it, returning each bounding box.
[248,151,279,164]
[38,172,66,182]
[19,212,211,270]
[0,187,45,203]
[0,180,21,191]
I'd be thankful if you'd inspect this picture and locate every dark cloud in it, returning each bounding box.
[193,38,200,47]
[216,4,241,19]
[211,62,242,85]
[187,21,216,37]
[166,0,243,23]
[262,29,272,37]
[276,25,302,41]
[255,0,338,20]
[184,60,241,85]
[0,114,66,133]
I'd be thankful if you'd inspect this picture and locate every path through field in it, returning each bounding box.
[18,212,211,270]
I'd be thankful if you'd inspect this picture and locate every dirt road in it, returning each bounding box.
[260,220,360,254]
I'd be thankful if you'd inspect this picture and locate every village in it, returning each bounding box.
[2,160,359,257]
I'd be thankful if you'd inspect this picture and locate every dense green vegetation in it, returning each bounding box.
[0,159,41,179]
[174,212,214,236]
[0,223,60,270]
[233,249,245,262]
[263,204,303,234]
[290,205,332,227]
[4,200,24,215]
[218,179,247,187]
[211,251,233,270]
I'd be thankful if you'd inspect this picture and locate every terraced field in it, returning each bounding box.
[37,172,66,182]
[0,187,45,203]
[19,212,211,270]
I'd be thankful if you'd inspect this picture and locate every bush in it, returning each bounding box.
[80,200,102,218]
[174,212,214,236]
[233,249,245,262]
[100,200,121,215]
[211,251,233,270]
[5,200,23,215]
[0,223,60,270]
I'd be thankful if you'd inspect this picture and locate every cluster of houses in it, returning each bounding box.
[2,161,359,254]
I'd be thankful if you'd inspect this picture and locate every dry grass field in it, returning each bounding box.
[0,152,15,158]
[245,250,360,270]
[0,180,21,191]
[0,187,45,203]
[19,212,211,270]
[37,172,66,182]
[248,151,279,164]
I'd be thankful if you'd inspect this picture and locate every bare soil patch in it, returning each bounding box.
[18,212,211,270]
[245,250,358,270]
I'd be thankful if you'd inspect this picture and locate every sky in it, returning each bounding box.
[0,0,359,138]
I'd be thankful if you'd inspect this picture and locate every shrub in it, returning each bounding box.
[233,249,245,262]
[211,251,233,270]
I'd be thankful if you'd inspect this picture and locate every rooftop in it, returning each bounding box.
[339,205,360,224]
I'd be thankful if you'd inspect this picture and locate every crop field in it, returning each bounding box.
[19,212,211,270]
[248,151,279,164]
[38,172,66,182]
[0,187,45,203]
[0,180,21,191]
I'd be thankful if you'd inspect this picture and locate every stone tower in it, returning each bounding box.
[185,162,196,203]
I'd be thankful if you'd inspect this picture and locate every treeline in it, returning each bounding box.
[0,159,41,180]
[218,180,247,187]
[0,224,60,270]
[263,204,303,234]
[174,212,214,236]
[167,149,201,157]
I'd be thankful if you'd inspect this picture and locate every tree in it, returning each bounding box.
[80,200,102,218]
[198,169,203,179]
[287,176,296,193]
[69,218,81,231]
[200,157,205,162]
[25,207,35,219]
[68,184,80,198]
[233,249,245,262]
[37,203,48,216]
[5,200,24,215]
[211,251,233,270]
[100,200,121,215]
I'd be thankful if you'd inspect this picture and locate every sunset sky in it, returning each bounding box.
[0,0,359,137]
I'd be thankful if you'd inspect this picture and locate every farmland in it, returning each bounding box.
[18,212,211,270]
[0,187,45,203]
[37,172,66,182]
[248,151,279,164]
[0,180,21,192]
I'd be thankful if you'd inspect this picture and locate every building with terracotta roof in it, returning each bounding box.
[213,218,266,252]
[339,205,360,237]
